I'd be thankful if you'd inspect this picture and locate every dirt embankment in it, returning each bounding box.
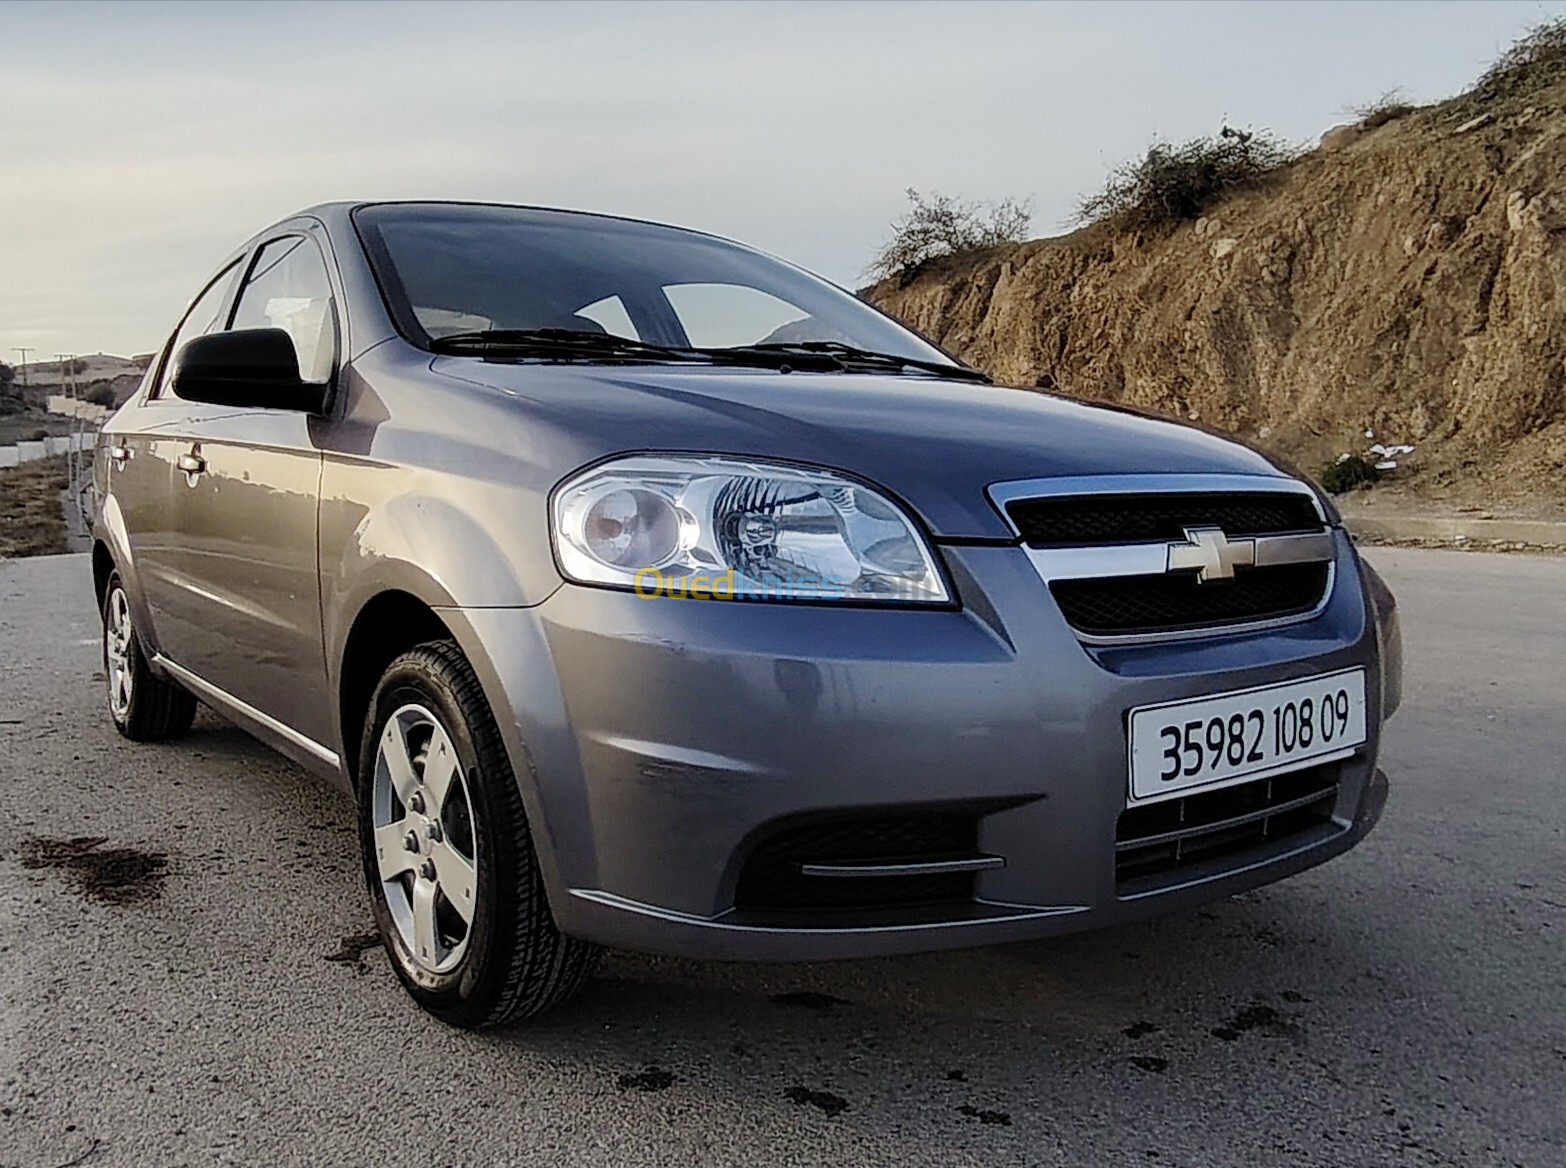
[867,81,1566,517]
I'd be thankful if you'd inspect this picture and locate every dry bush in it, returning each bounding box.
[1318,455,1381,495]
[868,189,1031,282]
[1460,17,1566,111]
[1077,126,1297,231]
[1354,88,1418,129]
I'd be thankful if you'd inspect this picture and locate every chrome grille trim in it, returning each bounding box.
[986,474,1338,643]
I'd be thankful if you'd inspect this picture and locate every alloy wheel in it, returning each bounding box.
[371,703,480,974]
[105,586,135,720]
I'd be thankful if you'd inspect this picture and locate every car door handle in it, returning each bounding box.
[177,452,207,475]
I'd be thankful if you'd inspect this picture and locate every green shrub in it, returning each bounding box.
[868,189,1032,282]
[1319,455,1381,495]
[1077,126,1297,231]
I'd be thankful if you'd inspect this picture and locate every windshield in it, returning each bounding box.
[353,203,955,366]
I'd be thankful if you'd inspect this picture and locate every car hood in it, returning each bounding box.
[434,360,1296,540]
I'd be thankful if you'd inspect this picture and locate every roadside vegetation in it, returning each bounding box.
[1076,125,1298,232]
[868,188,1032,282]
[1449,16,1566,116]
[0,455,69,558]
[1318,454,1382,496]
[1352,88,1418,130]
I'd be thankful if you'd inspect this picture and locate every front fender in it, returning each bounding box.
[320,491,556,631]
[317,492,571,899]
[318,485,563,750]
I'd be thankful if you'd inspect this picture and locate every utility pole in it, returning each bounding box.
[12,347,32,386]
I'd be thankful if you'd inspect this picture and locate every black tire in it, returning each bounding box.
[102,571,197,742]
[357,640,599,1028]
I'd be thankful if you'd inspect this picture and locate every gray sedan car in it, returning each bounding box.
[93,201,1399,1027]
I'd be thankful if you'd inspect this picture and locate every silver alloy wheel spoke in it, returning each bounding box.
[379,719,420,806]
[421,723,460,816]
[428,838,477,924]
[410,875,441,966]
[373,818,418,881]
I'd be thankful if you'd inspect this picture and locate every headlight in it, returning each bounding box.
[552,455,950,603]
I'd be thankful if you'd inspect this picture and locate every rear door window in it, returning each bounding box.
[150,262,242,398]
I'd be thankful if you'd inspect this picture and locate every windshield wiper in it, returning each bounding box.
[428,329,709,364]
[430,328,847,372]
[429,329,988,382]
[746,341,991,383]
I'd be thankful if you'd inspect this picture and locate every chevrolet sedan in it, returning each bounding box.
[93,201,1399,1027]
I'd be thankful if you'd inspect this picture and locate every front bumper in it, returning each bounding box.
[450,531,1389,960]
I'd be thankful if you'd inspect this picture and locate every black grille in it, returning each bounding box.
[735,814,979,912]
[1052,562,1329,637]
[1007,491,1322,549]
[1116,764,1341,888]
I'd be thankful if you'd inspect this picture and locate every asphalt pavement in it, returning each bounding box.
[0,548,1561,1167]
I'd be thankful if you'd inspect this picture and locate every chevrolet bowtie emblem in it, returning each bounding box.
[1166,526,1255,582]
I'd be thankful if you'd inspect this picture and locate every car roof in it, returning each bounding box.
[285,199,738,248]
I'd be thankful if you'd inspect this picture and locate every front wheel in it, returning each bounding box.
[358,640,599,1028]
[102,571,197,741]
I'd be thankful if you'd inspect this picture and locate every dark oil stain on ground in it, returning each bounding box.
[771,990,850,1011]
[784,1086,850,1117]
[617,1066,676,1092]
[1130,1055,1169,1074]
[944,1068,968,1082]
[1211,1002,1297,1041]
[957,1104,1012,1126]
[20,836,167,905]
[324,931,383,973]
[1122,1020,1161,1039]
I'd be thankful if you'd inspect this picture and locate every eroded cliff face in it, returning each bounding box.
[867,91,1566,513]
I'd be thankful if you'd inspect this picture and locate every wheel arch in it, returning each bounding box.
[92,540,115,612]
[336,589,454,790]
[330,582,579,909]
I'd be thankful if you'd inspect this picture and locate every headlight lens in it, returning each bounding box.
[553,455,949,603]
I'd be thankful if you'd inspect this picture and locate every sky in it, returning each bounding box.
[3,0,1564,362]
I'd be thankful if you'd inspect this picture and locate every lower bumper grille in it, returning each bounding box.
[1052,562,1330,637]
[735,813,982,912]
[1115,764,1341,888]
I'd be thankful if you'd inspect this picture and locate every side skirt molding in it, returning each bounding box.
[152,654,342,772]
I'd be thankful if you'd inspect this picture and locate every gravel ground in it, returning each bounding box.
[0,549,1561,1167]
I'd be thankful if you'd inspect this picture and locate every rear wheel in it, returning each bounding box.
[102,571,197,742]
[358,640,598,1028]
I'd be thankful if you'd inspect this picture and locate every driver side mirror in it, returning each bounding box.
[171,328,328,413]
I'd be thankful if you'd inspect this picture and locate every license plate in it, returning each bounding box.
[1128,669,1367,804]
